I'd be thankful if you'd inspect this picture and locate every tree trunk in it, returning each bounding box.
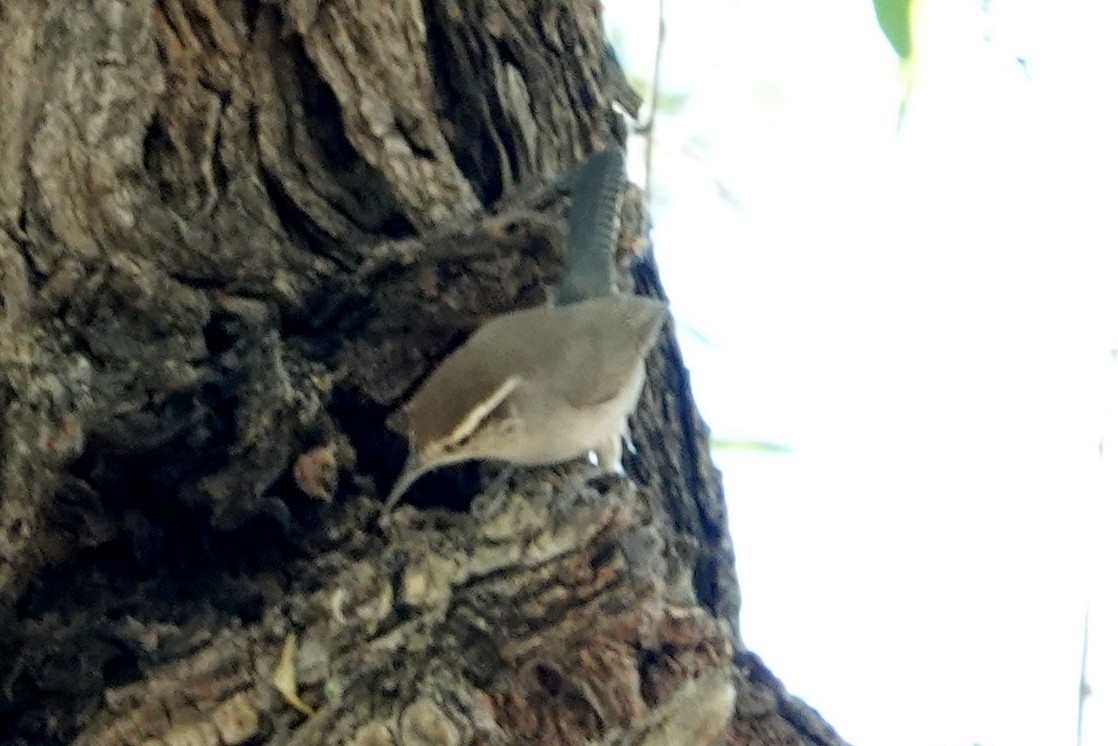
[0,1,847,744]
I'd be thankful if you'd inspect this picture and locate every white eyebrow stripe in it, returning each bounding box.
[446,375,523,444]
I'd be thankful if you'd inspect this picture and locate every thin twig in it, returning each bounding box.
[1076,606,1089,746]
[641,0,666,199]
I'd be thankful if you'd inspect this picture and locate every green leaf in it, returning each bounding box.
[873,0,913,59]
[626,77,689,116]
[711,438,793,453]
[656,91,690,116]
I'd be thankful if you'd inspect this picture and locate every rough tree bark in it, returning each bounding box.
[0,1,848,744]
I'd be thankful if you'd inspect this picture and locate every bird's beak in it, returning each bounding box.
[383,454,429,513]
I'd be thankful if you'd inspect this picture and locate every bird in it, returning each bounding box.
[384,294,668,511]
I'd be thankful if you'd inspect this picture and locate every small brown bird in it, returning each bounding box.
[385,294,668,510]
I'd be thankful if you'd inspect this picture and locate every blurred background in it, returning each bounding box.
[602,1,1118,744]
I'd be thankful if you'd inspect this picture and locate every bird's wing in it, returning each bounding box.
[556,296,668,408]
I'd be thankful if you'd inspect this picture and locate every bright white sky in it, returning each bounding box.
[606,1,1118,745]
